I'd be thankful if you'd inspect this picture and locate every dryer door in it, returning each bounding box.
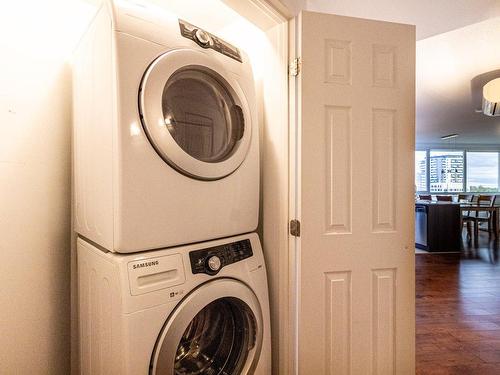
[139,49,252,180]
[150,278,263,375]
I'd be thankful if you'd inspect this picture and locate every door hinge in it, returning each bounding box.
[290,219,301,237]
[289,57,301,77]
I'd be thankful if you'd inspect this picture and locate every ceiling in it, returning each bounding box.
[416,18,500,145]
[306,0,500,40]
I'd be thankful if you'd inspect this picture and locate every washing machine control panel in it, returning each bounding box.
[189,239,253,275]
[179,19,242,62]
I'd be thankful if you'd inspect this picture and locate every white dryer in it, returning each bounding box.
[73,0,259,252]
[77,233,271,374]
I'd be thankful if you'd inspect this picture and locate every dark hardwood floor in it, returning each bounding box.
[416,230,500,374]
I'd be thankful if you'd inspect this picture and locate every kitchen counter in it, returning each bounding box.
[415,201,461,252]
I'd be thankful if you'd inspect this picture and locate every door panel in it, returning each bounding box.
[293,11,415,374]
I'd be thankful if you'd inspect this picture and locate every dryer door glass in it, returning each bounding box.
[162,67,245,163]
[174,297,256,375]
[139,50,253,180]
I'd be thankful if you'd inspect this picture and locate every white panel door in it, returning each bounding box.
[291,11,415,374]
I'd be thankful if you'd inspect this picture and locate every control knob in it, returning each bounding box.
[206,255,222,272]
[194,29,211,47]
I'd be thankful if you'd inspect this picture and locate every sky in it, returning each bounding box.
[467,152,498,188]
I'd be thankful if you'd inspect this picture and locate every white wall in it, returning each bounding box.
[0,1,96,373]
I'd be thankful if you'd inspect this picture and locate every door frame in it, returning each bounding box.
[222,1,293,374]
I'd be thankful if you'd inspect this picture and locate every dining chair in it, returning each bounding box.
[418,194,432,200]
[460,194,474,228]
[458,194,473,202]
[494,195,500,206]
[468,195,495,241]
[461,195,483,240]
[436,195,453,202]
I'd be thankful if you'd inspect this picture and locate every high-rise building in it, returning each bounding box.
[429,153,464,192]
[415,158,427,191]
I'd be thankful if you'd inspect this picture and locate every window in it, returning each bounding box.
[415,149,500,193]
[466,152,499,192]
[415,151,427,192]
[429,150,464,193]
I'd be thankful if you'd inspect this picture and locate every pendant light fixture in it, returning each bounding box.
[483,78,500,116]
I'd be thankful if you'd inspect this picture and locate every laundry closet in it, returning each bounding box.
[71,1,288,374]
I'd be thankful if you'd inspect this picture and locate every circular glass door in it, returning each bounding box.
[174,297,255,374]
[162,67,244,164]
[139,50,252,180]
[150,279,263,375]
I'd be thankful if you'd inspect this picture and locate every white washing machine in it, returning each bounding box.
[73,0,259,253]
[77,233,271,374]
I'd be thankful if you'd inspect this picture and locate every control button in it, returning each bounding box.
[207,256,221,272]
[194,29,211,47]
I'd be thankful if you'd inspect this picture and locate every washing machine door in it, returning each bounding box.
[150,278,263,375]
[139,49,252,180]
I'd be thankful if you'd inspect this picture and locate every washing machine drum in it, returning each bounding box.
[139,49,252,180]
[150,279,263,375]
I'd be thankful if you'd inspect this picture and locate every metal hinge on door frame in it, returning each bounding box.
[289,219,301,237]
[289,57,301,77]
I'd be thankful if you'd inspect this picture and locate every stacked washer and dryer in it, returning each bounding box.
[73,1,271,374]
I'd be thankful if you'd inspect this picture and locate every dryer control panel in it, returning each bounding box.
[189,239,253,275]
[179,19,242,62]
